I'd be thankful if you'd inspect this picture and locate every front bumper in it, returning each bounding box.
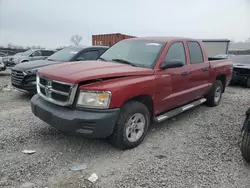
[31,94,120,138]
[231,75,247,84]
[11,72,37,94]
[0,62,6,71]
[12,82,36,94]
[231,68,250,84]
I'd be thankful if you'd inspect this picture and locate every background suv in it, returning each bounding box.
[11,45,109,94]
[3,49,56,66]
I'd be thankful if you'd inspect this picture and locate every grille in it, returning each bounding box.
[11,70,25,84]
[37,75,78,106]
[233,68,250,76]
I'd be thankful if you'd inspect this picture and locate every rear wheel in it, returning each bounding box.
[205,80,223,107]
[241,129,250,162]
[108,101,150,150]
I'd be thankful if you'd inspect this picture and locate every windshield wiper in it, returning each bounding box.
[98,57,107,61]
[112,58,137,67]
[47,58,55,61]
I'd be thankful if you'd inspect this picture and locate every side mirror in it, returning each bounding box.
[161,59,184,69]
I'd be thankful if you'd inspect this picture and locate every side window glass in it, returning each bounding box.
[77,50,99,60]
[165,42,186,64]
[31,50,42,57]
[99,49,107,56]
[42,50,54,56]
[187,41,204,64]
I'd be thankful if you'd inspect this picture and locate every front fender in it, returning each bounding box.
[108,76,156,108]
[80,75,156,108]
[20,58,29,63]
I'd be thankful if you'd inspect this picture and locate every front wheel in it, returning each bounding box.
[241,129,250,162]
[108,101,150,150]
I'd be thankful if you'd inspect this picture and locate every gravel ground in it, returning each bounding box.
[0,69,250,188]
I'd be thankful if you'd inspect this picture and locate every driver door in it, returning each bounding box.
[154,41,191,114]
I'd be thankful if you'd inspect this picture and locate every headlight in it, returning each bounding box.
[25,68,38,74]
[76,91,112,109]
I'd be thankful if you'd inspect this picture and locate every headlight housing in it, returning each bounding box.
[76,91,112,109]
[25,68,38,74]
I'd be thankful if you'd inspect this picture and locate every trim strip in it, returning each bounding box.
[155,98,207,122]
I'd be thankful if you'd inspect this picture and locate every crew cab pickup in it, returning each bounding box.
[31,37,233,149]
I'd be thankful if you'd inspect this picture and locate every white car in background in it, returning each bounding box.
[2,49,56,66]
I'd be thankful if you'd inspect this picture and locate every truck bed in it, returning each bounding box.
[208,57,228,61]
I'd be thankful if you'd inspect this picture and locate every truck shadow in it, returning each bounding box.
[33,104,206,153]
[149,104,205,132]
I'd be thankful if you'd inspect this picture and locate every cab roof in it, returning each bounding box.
[126,37,230,43]
[128,36,193,42]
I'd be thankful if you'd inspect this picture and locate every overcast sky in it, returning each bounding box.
[0,0,249,48]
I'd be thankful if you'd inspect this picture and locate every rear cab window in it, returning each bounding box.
[187,41,204,64]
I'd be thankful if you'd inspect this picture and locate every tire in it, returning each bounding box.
[205,80,223,107]
[245,78,250,88]
[241,129,250,162]
[108,101,150,150]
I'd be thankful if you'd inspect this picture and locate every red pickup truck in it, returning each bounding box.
[31,37,232,149]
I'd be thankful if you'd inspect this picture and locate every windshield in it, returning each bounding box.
[100,40,165,68]
[19,49,34,56]
[47,47,83,61]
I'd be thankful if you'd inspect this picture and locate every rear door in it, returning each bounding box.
[187,41,211,100]
[154,41,191,113]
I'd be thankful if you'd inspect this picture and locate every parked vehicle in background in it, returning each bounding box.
[2,49,56,66]
[229,55,250,87]
[11,46,109,94]
[92,33,136,46]
[31,37,232,149]
[0,57,7,72]
[241,107,250,162]
[0,52,7,57]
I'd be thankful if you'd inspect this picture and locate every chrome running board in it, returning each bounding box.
[155,98,207,122]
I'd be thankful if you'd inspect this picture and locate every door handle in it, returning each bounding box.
[181,71,189,76]
[202,67,209,72]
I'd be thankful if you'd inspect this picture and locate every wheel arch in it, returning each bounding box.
[123,95,154,121]
[216,74,226,92]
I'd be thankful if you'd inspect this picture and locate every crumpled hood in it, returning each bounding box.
[39,60,154,84]
[13,59,59,71]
